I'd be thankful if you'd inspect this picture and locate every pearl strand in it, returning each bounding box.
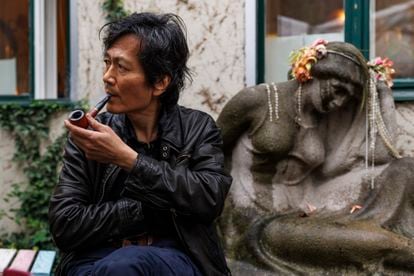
[263,83,279,122]
[368,74,377,189]
[265,83,273,122]
[366,69,402,189]
[295,84,303,124]
[271,82,279,120]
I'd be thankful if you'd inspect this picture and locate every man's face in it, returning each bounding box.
[103,34,161,115]
[310,77,356,113]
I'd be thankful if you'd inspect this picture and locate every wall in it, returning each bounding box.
[77,0,246,117]
[0,130,27,233]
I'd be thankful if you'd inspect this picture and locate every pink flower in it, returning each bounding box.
[382,57,393,67]
[368,56,396,88]
[374,57,383,65]
[311,39,328,47]
[315,45,327,59]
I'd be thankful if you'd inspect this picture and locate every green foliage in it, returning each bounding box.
[102,0,129,22]
[0,101,85,249]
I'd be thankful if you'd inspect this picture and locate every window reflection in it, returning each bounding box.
[0,0,69,98]
[265,0,344,82]
[57,0,69,98]
[374,0,414,79]
[0,0,29,96]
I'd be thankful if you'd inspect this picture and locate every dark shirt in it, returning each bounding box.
[110,115,177,240]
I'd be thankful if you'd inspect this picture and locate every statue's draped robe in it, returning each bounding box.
[224,83,414,273]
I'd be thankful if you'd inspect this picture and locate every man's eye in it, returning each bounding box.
[118,64,128,72]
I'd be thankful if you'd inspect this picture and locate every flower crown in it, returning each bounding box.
[367,57,395,87]
[289,39,328,83]
[289,39,395,87]
[289,39,401,172]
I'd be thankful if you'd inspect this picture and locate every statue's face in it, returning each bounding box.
[310,77,356,113]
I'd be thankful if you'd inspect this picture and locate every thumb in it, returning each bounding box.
[86,114,106,131]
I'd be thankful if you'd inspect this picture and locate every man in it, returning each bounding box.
[49,12,232,276]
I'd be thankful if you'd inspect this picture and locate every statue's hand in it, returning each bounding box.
[276,157,312,185]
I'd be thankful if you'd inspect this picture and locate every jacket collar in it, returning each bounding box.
[111,105,184,150]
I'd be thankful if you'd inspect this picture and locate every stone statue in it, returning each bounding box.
[217,40,414,275]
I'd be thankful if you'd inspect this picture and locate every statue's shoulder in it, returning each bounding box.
[239,84,266,95]
[229,84,267,106]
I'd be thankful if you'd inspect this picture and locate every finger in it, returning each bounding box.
[71,136,91,152]
[72,135,91,146]
[64,119,75,131]
[86,114,107,132]
[65,120,84,138]
[73,139,104,161]
[65,120,95,139]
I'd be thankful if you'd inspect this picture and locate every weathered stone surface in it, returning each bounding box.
[396,103,414,156]
[218,42,414,274]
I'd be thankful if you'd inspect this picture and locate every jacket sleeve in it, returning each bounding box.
[48,137,145,252]
[123,116,232,224]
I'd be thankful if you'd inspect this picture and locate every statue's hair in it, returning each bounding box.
[311,42,369,105]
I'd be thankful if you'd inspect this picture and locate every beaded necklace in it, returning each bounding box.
[263,82,279,122]
[295,84,303,124]
[366,69,402,188]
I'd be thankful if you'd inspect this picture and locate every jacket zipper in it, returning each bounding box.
[170,208,192,256]
[98,165,119,203]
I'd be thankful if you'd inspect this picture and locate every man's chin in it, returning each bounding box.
[106,106,122,114]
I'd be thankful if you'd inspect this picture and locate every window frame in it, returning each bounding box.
[0,0,72,104]
[256,0,414,101]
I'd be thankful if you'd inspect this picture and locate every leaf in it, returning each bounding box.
[0,100,76,249]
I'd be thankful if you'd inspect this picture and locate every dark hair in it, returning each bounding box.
[100,12,192,109]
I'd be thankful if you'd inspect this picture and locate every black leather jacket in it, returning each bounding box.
[48,105,232,275]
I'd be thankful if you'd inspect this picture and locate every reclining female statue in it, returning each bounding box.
[217,40,414,274]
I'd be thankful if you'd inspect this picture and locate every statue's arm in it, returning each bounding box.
[377,81,398,137]
[217,86,261,152]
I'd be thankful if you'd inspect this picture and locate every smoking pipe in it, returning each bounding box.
[68,94,111,128]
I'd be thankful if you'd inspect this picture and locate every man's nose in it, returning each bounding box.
[103,69,115,86]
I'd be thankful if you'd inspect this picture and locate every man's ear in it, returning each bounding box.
[153,75,171,96]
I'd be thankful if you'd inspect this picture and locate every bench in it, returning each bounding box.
[0,249,56,276]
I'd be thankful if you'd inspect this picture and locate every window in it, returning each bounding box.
[0,1,29,97]
[263,0,344,83]
[373,0,414,79]
[0,0,70,102]
[257,0,414,100]
[372,0,414,100]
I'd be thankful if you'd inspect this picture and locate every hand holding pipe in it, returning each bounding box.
[68,95,111,128]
